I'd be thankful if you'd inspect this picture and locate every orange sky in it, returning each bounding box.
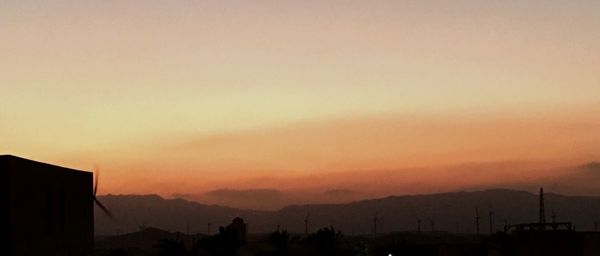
[1,1,600,196]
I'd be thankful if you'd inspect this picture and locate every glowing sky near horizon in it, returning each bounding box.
[1,1,600,195]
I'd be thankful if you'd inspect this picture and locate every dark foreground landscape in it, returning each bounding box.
[94,189,600,256]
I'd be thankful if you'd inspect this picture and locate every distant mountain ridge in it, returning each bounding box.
[172,188,364,210]
[173,161,600,210]
[95,189,600,236]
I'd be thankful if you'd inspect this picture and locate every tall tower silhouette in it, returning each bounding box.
[372,212,378,235]
[539,188,546,230]
[489,210,494,234]
[304,214,309,235]
[475,207,480,235]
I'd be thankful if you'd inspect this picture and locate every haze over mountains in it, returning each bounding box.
[173,188,363,211]
[95,189,600,236]
[93,161,600,236]
[164,161,600,210]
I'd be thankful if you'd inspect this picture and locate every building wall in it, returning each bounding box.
[1,156,93,256]
[582,233,600,256]
[511,231,580,256]
[1,159,9,255]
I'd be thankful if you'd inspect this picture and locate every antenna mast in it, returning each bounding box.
[304,214,309,235]
[475,207,480,235]
[372,212,378,235]
[489,209,494,234]
[539,188,546,230]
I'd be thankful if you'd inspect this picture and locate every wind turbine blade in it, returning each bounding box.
[94,166,99,197]
[95,198,115,219]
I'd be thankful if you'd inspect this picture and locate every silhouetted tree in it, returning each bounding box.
[306,226,343,256]
[194,217,248,256]
[267,230,290,255]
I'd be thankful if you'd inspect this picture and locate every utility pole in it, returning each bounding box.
[539,188,546,231]
[489,210,494,234]
[304,214,309,235]
[475,207,480,236]
[373,215,378,235]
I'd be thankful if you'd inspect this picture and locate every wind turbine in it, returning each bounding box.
[94,167,114,219]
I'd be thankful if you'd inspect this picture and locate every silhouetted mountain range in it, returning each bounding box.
[173,188,363,210]
[165,162,600,210]
[463,162,600,197]
[95,189,600,236]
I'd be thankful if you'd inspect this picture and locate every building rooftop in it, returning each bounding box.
[0,154,91,174]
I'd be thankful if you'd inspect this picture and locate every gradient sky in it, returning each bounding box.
[1,1,600,196]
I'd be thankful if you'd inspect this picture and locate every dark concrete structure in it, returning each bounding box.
[496,230,600,256]
[0,155,93,256]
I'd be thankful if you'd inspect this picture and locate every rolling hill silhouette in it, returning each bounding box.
[172,188,363,210]
[169,161,600,210]
[95,189,600,236]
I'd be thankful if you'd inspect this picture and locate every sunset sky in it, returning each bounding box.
[1,1,600,198]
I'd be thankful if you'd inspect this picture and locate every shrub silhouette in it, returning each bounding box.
[267,230,291,255]
[305,226,343,256]
[194,217,247,256]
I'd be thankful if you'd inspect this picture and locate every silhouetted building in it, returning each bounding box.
[497,188,600,256]
[0,155,93,256]
[498,229,600,256]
